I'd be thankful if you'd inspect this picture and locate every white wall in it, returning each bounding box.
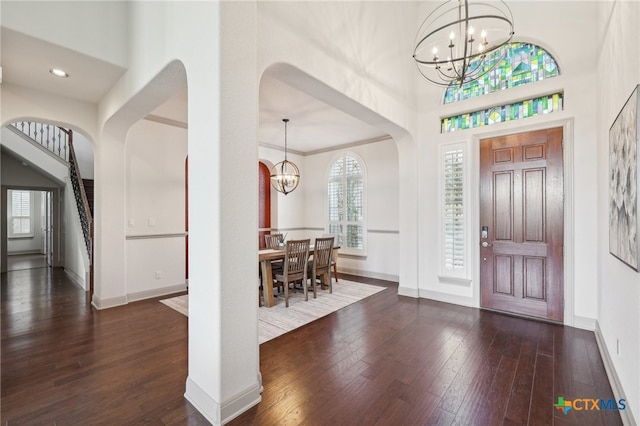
[94,2,261,423]
[125,119,187,299]
[304,139,400,280]
[260,138,400,281]
[415,2,600,324]
[74,132,94,179]
[257,1,419,292]
[596,1,640,423]
[1,0,129,69]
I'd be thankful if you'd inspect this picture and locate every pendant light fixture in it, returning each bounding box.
[413,0,514,87]
[270,118,300,195]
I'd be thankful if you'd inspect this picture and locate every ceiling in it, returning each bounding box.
[1,28,389,154]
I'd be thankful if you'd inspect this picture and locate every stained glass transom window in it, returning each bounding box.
[444,42,560,104]
[441,93,563,133]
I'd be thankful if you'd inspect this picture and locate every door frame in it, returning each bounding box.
[470,118,577,327]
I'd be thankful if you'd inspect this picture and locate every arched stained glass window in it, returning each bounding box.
[444,42,560,104]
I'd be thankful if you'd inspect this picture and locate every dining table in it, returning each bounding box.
[258,245,337,307]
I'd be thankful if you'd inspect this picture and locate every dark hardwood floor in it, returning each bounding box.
[2,268,621,425]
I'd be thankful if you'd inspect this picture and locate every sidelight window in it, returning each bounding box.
[440,143,467,277]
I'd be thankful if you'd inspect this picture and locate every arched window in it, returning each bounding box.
[444,42,560,104]
[327,154,365,253]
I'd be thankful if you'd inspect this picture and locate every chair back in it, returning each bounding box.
[322,233,339,261]
[264,233,283,249]
[284,239,310,276]
[313,237,334,271]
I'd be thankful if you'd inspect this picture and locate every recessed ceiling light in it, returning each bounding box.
[49,68,69,78]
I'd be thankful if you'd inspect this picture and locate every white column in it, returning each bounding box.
[185,2,261,424]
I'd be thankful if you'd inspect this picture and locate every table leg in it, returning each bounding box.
[260,259,275,307]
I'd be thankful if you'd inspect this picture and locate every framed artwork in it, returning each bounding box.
[610,84,640,270]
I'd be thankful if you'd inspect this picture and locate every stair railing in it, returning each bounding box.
[67,130,94,296]
[9,121,94,297]
[10,121,70,162]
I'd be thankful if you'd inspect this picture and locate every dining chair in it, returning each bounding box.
[263,233,284,288]
[323,233,339,283]
[274,239,310,307]
[264,233,283,249]
[259,233,286,306]
[308,237,334,298]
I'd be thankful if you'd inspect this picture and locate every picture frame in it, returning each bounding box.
[609,84,640,270]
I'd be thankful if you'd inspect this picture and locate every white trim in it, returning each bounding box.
[437,275,472,286]
[64,268,86,290]
[125,233,187,240]
[572,315,596,331]
[419,289,475,308]
[184,376,263,426]
[127,284,187,302]
[594,321,637,426]
[91,295,128,310]
[185,377,221,425]
[398,285,419,298]
[338,266,398,282]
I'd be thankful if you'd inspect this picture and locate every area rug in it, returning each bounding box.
[160,279,387,344]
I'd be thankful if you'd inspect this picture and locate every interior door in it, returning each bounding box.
[480,127,564,322]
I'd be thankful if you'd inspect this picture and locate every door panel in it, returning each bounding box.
[480,127,564,322]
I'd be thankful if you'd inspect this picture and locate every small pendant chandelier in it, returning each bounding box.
[270,118,300,195]
[413,0,514,87]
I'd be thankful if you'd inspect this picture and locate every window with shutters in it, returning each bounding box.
[327,154,366,254]
[8,190,34,238]
[441,144,466,276]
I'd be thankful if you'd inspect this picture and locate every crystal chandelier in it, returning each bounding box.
[270,118,300,195]
[413,0,514,87]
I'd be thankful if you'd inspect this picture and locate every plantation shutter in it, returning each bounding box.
[10,190,32,235]
[443,148,465,271]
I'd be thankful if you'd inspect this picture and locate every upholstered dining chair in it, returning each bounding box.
[308,237,334,298]
[274,239,310,307]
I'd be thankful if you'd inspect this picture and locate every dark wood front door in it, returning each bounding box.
[480,127,564,322]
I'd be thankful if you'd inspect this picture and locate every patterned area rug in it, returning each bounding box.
[160,279,387,344]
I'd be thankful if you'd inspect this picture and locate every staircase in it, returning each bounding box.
[9,121,94,296]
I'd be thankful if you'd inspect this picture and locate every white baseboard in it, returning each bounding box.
[127,283,187,302]
[338,267,398,283]
[572,315,596,331]
[64,268,86,290]
[594,321,637,426]
[418,289,475,307]
[92,294,128,310]
[91,284,187,310]
[397,285,419,298]
[184,376,262,425]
